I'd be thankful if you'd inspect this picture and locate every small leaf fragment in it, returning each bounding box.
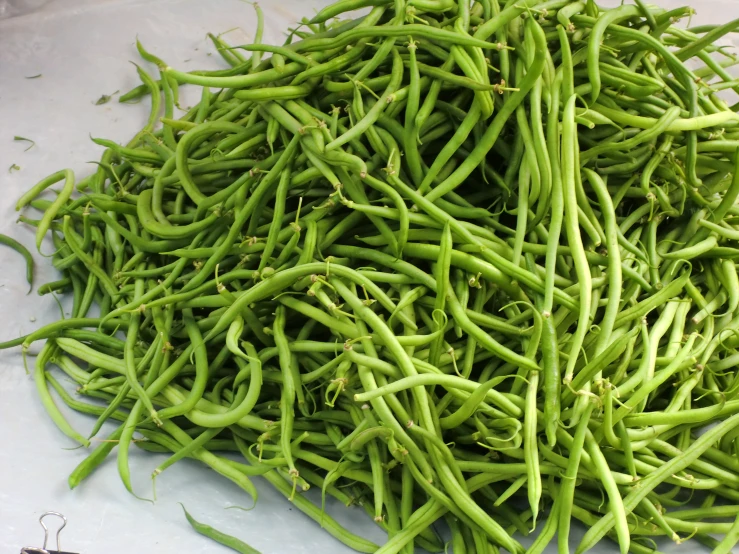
[13,136,35,151]
[95,90,120,105]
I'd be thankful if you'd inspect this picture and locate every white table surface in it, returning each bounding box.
[0,1,737,553]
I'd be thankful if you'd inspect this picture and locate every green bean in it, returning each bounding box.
[69,425,125,489]
[661,236,718,260]
[0,233,33,292]
[309,0,388,24]
[165,61,308,89]
[710,511,739,554]
[586,429,630,554]
[181,505,261,554]
[354,373,521,417]
[558,401,595,553]
[34,342,89,447]
[157,309,210,421]
[588,6,639,103]
[590,104,739,131]
[248,2,264,72]
[303,24,501,54]
[273,304,299,482]
[524,368,541,527]
[561,95,592,386]
[17,169,75,252]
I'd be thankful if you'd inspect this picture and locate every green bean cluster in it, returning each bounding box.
[8,0,739,552]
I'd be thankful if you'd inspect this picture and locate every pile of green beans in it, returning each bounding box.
[8,0,739,552]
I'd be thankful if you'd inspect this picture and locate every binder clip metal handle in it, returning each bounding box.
[20,511,78,554]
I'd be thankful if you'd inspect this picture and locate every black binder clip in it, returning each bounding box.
[21,512,79,554]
